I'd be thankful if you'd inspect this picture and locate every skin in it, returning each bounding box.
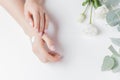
[0,0,61,63]
[24,0,49,33]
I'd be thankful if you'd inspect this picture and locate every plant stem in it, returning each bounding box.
[83,3,89,14]
[90,4,93,24]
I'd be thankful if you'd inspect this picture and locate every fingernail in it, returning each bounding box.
[50,45,56,51]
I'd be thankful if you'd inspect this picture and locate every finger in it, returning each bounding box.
[38,39,60,62]
[24,11,34,27]
[46,52,61,62]
[44,14,49,30]
[34,49,49,63]
[42,33,56,51]
[39,12,45,33]
[34,35,60,62]
[49,51,61,59]
[37,40,54,62]
[33,39,49,63]
[33,12,40,32]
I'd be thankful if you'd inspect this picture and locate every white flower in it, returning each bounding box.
[95,5,109,19]
[79,13,86,23]
[83,24,98,37]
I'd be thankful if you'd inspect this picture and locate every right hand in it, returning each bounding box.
[31,33,61,63]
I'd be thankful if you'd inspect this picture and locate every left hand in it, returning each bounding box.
[24,0,49,34]
[31,33,61,63]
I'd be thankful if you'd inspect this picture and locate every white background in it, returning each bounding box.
[0,0,120,80]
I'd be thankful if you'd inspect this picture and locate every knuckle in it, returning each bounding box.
[35,25,39,29]
[34,13,39,18]
[33,6,39,12]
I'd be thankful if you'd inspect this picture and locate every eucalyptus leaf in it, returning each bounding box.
[117,24,120,32]
[119,48,120,53]
[111,38,120,47]
[100,0,120,10]
[108,45,120,57]
[111,55,120,72]
[102,56,115,71]
[106,9,120,26]
[100,0,120,4]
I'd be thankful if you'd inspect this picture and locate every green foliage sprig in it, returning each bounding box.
[79,0,102,23]
[82,0,101,9]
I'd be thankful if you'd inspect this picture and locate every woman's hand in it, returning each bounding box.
[24,0,49,34]
[31,33,61,63]
[24,0,60,63]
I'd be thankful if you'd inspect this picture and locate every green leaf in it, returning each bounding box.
[111,38,120,47]
[111,55,120,72]
[82,0,89,6]
[93,0,101,9]
[106,9,120,27]
[102,56,115,71]
[100,0,120,10]
[108,45,120,57]
[82,1,89,6]
[117,25,120,32]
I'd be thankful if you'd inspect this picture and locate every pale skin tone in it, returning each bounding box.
[24,0,48,34]
[0,0,61,63]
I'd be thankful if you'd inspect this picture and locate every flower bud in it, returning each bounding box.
[79,13,86,23]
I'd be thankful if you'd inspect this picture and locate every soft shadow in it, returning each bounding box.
[46,11,64,55]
